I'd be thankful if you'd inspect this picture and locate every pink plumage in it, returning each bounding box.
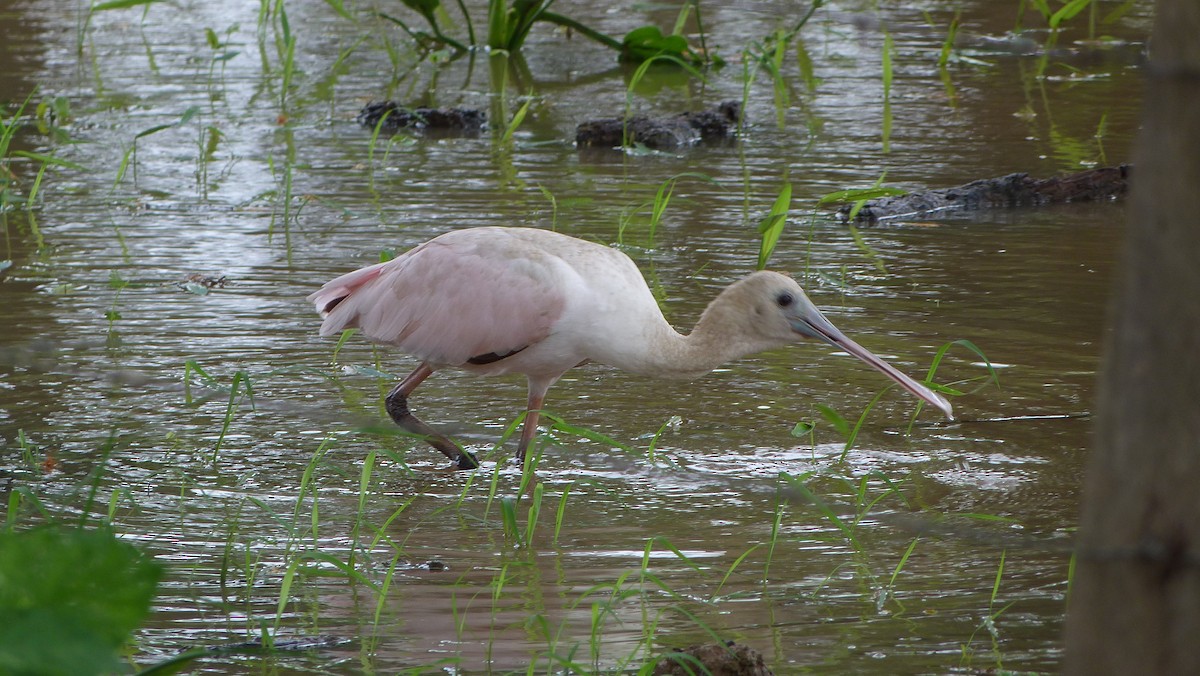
[309,226,952,470]
[311,229,566,367]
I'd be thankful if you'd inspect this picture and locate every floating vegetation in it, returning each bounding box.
[378,0,716,66]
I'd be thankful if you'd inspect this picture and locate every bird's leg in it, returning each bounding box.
[515,379,552,463]
[515,408,541,464]
[385,364,479,470]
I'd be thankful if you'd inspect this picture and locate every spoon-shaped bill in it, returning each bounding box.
[790,306,954,420]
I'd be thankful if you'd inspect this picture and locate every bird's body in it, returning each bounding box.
[310,226,952,469]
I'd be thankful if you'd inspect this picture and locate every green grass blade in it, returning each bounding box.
[499,95,533,146]
[11,151,86,171]
[756,182,792,270]
[321,0,352,20]
[91,0,165,10]
[1050,0,1093,28]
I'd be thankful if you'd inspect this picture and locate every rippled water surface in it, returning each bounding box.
[1,0,1150,672]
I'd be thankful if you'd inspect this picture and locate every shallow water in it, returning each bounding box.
[0,0,1148,672]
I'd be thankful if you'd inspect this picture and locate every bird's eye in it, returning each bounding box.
[776,292,795,308]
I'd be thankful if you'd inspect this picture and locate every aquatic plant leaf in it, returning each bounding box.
[536,10,621,51]
[1027,0,1053,19]
[1050,0,1093,28]
[756,181,792,270]
[814,403,850,437]
[349,364,391,378]
[816,186,906,207]
[508,0,551,48]
[1101,0,1138,24]
[12,151,86,172]
[91,0,166,10]
[791,420,816,436]
[0,527,162,675]
[620,25,692,63]
[486,0,511,48]
[401,0,440,19]
[133,649,211,675]
[321,0,352,20]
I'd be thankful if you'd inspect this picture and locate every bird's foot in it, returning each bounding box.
[385,386,477,470]
[453,452,480,471]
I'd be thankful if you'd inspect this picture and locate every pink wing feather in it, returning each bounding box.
[308,234,565,366]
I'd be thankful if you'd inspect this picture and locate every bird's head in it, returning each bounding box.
[710,271,954,419]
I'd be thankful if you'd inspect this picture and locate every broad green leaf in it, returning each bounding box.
[0,527,161,675]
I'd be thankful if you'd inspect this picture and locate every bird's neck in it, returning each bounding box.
[615,308,777,379]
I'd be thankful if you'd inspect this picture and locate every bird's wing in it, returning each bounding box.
[309,238,566,366]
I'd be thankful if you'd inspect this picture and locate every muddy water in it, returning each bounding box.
[0,0,1148,672]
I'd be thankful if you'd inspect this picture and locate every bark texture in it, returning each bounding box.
[1064,1,1200,673]
[839,166,1130,223]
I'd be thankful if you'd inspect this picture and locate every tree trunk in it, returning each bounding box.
[1064,1,1200,673]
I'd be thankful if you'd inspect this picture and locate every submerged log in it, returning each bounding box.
[356,101,485,136]
[651,641,773,675]
[575,100,741,151]
[840,164,1132,223]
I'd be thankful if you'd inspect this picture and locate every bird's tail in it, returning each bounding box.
[307,262,387,318]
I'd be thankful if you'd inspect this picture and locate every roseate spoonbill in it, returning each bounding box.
[309,226,953,470]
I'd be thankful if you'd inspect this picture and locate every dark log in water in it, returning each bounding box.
[840,165,1132,223]
[575,100,741,151]
[651,641,773,675]
[356,101,486,136]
